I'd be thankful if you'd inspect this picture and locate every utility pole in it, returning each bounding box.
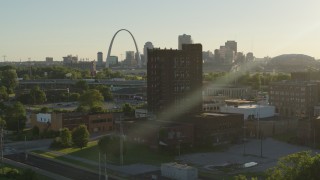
[0,125,3,168]
[99,152,101,180]
[243,117,246,156]
[260,130,263,157]
[2,55,6,62]
[120,116,124,165]
[314,127,316,149]
[28,58,32,79]
[24,135,28,160]
[104,153,107,180]
[257,103,260,138]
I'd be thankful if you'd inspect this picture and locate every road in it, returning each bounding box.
[4,139,52,155]
[5,153,115,180]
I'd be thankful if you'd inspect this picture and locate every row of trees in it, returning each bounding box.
[51,125,89,149]
[203,72,291,90]
[17,81,112,105]
[15,66,138,80]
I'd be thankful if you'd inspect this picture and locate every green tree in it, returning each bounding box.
[233,175,258,180]
[69,93,80,101]
[60,128,72,147]
[75,80,89,93]
[0,86,9,101]
[267,151,320,180]
[0,69,18,92]
[96,85,113,101]
[122,103,134,117]
[5,102,26,132]
[72,125,89,148]
[75,105,88,113]
[89,105,105,114]
[79,89,104,108]
[29,86,47,104]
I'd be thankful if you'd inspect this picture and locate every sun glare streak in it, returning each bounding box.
[128,62,260,141]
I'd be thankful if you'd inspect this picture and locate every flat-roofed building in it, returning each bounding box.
[30,112,113,133]
[161,162,198,180]
[220,104,275,120]
[147,44,203,116]
[188,113,243,146]
[269,81,320,117]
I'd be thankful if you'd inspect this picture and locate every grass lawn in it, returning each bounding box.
[0,163,53,180]
[34,140,175,166]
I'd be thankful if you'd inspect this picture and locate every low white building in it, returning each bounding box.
[161,162,198,180]
[135,109,148,118]
[220,104,275,120]
[36,113,52,123]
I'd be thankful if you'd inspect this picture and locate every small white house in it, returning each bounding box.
[220,104,275,120]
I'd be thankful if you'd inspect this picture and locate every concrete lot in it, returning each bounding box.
[178,138,318,174]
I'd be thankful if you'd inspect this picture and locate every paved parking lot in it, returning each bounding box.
[177,138,318,173]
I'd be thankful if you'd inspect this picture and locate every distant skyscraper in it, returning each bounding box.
[97,52,103,65]
[219,46,227,59]
[143,42,154,66]
[147,44,203,115]
[124,51,137,67]
[63,55,78,64]
[225,40,237,53]
[246,52,254,61]
[178,34,193,50]
[109,56,118,65]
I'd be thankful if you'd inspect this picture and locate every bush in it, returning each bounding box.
[0,167,20,179]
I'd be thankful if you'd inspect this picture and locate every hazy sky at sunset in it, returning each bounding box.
[1,0,320,61]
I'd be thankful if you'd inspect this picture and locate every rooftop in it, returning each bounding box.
[162,162,195,170]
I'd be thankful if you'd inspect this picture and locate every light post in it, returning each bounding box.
[178,140,182,157]
[24,135,28,160]
[257,103,260,138]
[120,116,124,166]
[243,117,246,156]
[260,129,263,158]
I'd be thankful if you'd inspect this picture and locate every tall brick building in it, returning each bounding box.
[147,44,203,116]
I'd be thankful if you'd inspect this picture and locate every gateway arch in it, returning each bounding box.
[106,29,141,68]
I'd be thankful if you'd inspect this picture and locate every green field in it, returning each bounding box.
[0,163,53,180]
[33,140,175,166]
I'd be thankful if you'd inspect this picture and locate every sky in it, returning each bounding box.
[1,0,320,61]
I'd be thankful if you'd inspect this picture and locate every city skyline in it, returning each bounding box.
[1,0,320,61]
